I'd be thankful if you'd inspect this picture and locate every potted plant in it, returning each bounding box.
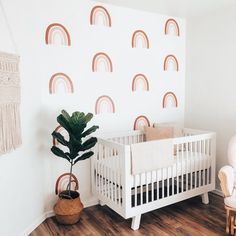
[51,110,99,224]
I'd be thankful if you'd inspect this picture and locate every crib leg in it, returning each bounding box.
[131,214,141,230]
[99,200,105,206]
[201,192,209,204]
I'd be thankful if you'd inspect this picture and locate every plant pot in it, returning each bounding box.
[54,190,83,225]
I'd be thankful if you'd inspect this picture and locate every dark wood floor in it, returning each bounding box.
[30,193,225,236]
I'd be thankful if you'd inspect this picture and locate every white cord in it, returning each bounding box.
[0,0,18,54]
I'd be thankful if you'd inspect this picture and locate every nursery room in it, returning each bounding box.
[0,0,236,235]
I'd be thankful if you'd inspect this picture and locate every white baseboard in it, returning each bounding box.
[20,213,47,236]
[20,198,98,236]
[211,189,224,197]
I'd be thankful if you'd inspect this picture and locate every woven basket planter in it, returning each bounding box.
[54,190,84,225]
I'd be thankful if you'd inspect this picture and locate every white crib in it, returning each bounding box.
[91,128,216,230]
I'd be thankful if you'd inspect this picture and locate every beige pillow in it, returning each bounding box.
[144,126,174,141]
[153,123,183,138]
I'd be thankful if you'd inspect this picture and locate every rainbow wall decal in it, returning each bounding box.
[165,18,180,36]
[49,72,74,94]
[132,74,149,91]
[132,30,150,49]
[45,23,71,46]
[92,52,113,72]
[133,115,150,130]
[162,92,178,108]
[52,125,67,146]
[95,95,115,114]
[164,55,179,71]
[90,6,111,27]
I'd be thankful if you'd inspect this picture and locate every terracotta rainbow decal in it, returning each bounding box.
[133,115,150,130]
[165,18,180,36]
[132,30,150,49]
[132,74,149,91]
[45,23,71,46]
[95,95,115,114]
[90,6,111,27]
[164,55,179,71]
[55,173,78,195]
[49,72,74,94]
[52,125,67,146]
[162,92,178,108]
[92,52,113,72]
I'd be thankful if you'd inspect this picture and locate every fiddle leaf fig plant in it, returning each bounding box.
[51,110,99,197]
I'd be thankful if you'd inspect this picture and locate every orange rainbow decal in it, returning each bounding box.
[164,55,179,71]
[49,72,74,94]
[133,115,150,130]
[162,92,178,108]
[132,74,149,91]
[165,18,180,36]
[92,52,113,72]
[132,30,150,49]
[52,125,67,146]
[45,23,71,46]
[95,95,115,114]
[90,6,111,27]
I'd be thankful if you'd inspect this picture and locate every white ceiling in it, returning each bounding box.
[94,0,236,18]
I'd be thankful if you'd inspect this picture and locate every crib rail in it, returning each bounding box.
[93,129,216,220]
[92,138,126,215]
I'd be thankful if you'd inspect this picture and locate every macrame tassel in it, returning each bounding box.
[0,103,21,154]
[0,51,21,155]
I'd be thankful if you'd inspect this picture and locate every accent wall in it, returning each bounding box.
[40,0,186,213]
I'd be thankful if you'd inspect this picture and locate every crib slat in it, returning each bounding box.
[134,175,137,207]
[161,168,164,198]
[146,172,148,203]
[190,142,193,190]
[151,171,154,202]
[156,169,159,200]
[176,146,179,194]
[139,174,143,205]
[186,142,189,191]
[181,143,184,192]
[203,140,206,186]
[194,141,197,188]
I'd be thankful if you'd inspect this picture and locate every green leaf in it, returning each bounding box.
[81,137,97,151]
[73,151,94,164]
[81,125,99,138]
[51,146,71,163]
[51,131,68,146]
[57,114,72,134]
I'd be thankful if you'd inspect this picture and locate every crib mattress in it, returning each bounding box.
[95,151,212,188]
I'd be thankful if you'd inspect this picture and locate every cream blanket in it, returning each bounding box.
[0,52,21,154]
[131,139,174,175]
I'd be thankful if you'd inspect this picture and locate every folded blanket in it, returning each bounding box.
[131,139,174,175]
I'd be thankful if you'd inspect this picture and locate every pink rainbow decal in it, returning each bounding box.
[133,115,150,130]
[49,72,74,94]
[162,92,178,108]
[92,52,113,72]
[132,30,150,49]
[90,6,111,27]
[132,74,149,91]
[53,125,67,146]
[165,18,180,36]
[45,23,71,46]
[95,95,115,114]
[164,55,179,71]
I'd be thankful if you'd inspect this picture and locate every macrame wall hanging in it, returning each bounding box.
[0,0,21,155]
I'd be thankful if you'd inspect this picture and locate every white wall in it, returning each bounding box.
[0,1,46,236]
[40,0,186,214]
[185,5,236,190]
[0,0,185,235]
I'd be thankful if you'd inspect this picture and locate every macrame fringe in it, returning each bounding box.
[0,103,21,154]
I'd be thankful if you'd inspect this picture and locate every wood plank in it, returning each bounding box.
[30,193,225,236]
